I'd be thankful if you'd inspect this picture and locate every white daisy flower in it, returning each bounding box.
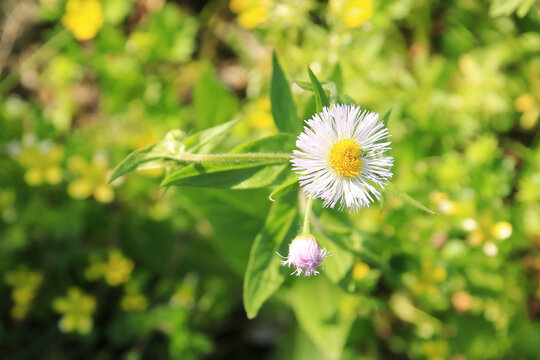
[291,104,393,211]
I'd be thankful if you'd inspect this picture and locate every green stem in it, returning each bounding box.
[170,152,291,163]
[302,193,314,236]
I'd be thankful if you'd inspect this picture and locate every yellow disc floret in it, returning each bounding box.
[329,139,362,177]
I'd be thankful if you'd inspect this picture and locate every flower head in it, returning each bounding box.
[328,0,373,29]
[292,104,393,211]
[62,0,104,41]
[53,287,96,335]
[67,153,115,203]
[229,0,273,29]
[278,236,331,277]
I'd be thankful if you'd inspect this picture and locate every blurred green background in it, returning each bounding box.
[1,0,539,359]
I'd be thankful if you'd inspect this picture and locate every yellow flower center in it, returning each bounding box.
[328,139,362,177]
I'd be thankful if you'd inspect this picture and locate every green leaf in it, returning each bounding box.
[489,0,524,17]
[295,81,335,92]
[314,231,354,284]
[296,80,339,106]
[161,161,289,189]
[381,109,392,123]
[183,119,240,154]
[243,190,298,319]
[109,120,239,182]
[270,52,300,135]
[161,135,294,189]
[337,94,355,105]
[307,67,329,113]
[329,63,343,93]
[109,129,185,183]
[178,189,271,275]
[231,133,296,153]
[517,0,536,17]
[269,176,299,202]
[194,63,238,128]
[290,276,358,359]
[385,183,439,215]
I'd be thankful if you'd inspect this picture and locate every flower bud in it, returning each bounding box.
[278,236,332,277]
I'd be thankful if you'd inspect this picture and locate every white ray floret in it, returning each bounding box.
[291,104,394,211]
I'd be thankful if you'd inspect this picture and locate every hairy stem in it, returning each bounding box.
[302,193,314,236]
[170,152,291,163]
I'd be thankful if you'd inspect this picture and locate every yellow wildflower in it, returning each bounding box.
[53,287,96,335]
[67,153,114,203]
[245,97,275,132]
[85,249,134,286]
[16,142,64,186]
[4,269,43,320]
[104,250,134,286]
[230,0,272,29]
[328,0,373,29]
[62,0,104,41]
[352,259,370,281]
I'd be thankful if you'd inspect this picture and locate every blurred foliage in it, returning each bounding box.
[1,0,539,359]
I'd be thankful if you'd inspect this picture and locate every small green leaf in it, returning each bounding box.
[489,0,527,17]
[243,191,298,319]
[193,63,238,128]
[517,0,535,17]
[295,80,334,92]
[307,67,329,113]
[337,94,355,104]
[270,52,300,135]
[109,120,239,182]
[109,129,185,182]
[385,183,440,215]
[290,276,358,359]
[329,63,343,93]
[314,231,354,284]
[381,109,392,123]
[183,119,240,154]
[269,176,299,202]
[296,80,338,105]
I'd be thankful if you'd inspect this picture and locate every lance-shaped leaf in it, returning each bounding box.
[244,190,298,319]
[270,52,300,135]
[269,176,299,202]
[384,183,439,215]
[307,67,329,113]
[109,119,239,182]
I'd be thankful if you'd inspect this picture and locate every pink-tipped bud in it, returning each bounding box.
[278,236,332,277]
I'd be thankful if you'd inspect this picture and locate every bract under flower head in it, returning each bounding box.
[291,104,393,211]
[278,236,331,277]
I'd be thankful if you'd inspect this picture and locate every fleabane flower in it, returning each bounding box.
[291,104,393,211]
[278,236,331,277]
